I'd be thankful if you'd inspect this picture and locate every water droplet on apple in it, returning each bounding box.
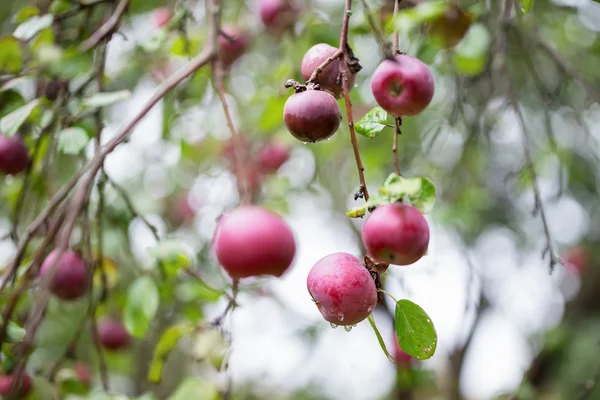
[344,325,353,332]
[329,322,338,329]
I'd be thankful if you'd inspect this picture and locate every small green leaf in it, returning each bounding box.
[346,194,389,218]
[124,276,160,339]
[395,299,437,360]
[394,0,449,33]
[406,178,436,214]
[367,315,395,363]
[452,23,491,77]
[176,280,224,303]
[82,90,132,108]
[192,329,230,370]
[380,174,436,214]
[148,323,195,383]
[0,37,23,74]
[13,6,40,24]
[167,377,220,400]
[521,0,534,12]
[0,99,40,136]
[355,107,389,138]
[148,239,191,277]
[49,0,72,15]
[57,127,89,154]
[13,14,54,41]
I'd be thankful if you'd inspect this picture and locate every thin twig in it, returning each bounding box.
[79,0,129,52]
[358,0,393,58]
[528,27,600,106]
[499,0,559,273]
[306,49,343,84]
[391,0,402,176]
[340,0,369,201]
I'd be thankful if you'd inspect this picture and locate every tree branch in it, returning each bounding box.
[79,0,129,52]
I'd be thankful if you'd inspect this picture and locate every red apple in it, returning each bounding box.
[564,246,589,275]
[258,141,290,173]
[283,89,341,143]
[98,319,131,351]
[0,372,32,398]
[362,203,430,265]
[40,249,88,301]
[214,205,296,279]
[259,0,300,33]
[371,54,434,116]
[0,135,29,175]
[307,252,377,326]
[301,43,355,98]
[218,25,251,69]
[392,334,414,367]
[72,361,92,389]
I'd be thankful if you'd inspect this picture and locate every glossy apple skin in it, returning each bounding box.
[362,203,430,265]
[283,89,341,143]
[258,142,290,173]
[40,249,88,301]
[98,319,131,351]
[0,373,32,398]
[307,252,378,326]
[214,205,296,279]
[259,0,299,33]
[300,43,355,98]
[218,25,251,68]
[370,54,434,116]
[0,135,29,175]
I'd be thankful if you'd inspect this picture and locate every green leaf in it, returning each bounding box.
[148,323,195,383]
[394,0,449,33]
[355,107,389,139]
[367,315,395,363]
[0,99,40,136]
[57,127,89,155]
[148,239,191,277]
[124,276,160,339]
[192,329,230,370]
[380,174,437,214]
[452,23,491,77]
[346,194,389,218]
[520,0,534,12]
[167,377,220,400]
[176,280,224,303]
[13,6,40,24]
[0,37,23,74]
[395,299,437,360]
[13,14,54,41]
[82,90,132,108]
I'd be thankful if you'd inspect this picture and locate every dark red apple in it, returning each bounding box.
[214,205,296,279]
[258,141,290,173]
[98,319,131,351]
[300,43,355,98]
[0,372,32,398]
[371,54,434,116]
[0,135,29,175]
[307,252,377,326]
[218,25,251,69]
[259,0,300,33]
[283,89,341,143]
[40,249,88,301]
[362,203,430,265]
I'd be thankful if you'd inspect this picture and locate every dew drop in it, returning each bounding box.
[338,314,345,322]
[344,325,353,332]
[352,324,357,328]
[302,142,308,145]
[329,322,338,329]
[367,305,375,313]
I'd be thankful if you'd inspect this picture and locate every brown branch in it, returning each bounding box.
[306,49,343,85]
[391,0,402,176]
[340,0,369,201]
[79,0,129,52]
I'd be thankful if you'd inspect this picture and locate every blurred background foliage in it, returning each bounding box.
[1,0,600,399]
